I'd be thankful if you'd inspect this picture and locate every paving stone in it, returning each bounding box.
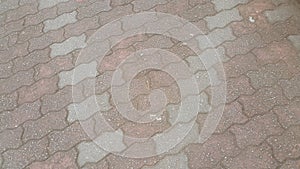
[0,0,19,15]
[0,42,29,64]
[41,86,72,114]
[38,0,69,10]
[0,69,35,95]
[0,92,18,112]
[185,132,240,169]
[5,2,38,23]
[34,54,74,80]
[230,113,283,149]
[18,23,44,43]
[29,29,65,52]
[77,141,108,166]
[18,76,58,104]
[98,4,134,25]
[82,159,109,169]
[279,75,300,99]
[268,125,300,162]
[106,154,159,169]
[13,48,51,73]
[215,101,248,133]
[196,26,236,50]
[212,0,249,11]
[272,98,300,128]
[47,122,89,154]
[0,127,23,153]
[247,61,293,89]
[181,3,216,22]
[67,92,112,122]
[50,34,87,58]
[222,143,279,169]
[77,0,111,19]
[154,0,190,16]
[205,8,242,30]
[2,137,49,169]
[226,75,255,103]
[0,100,41,132]
[27,148,78,169]
[224,53,259,78]
[24,6,58,26]
[143,153,189,169]
[0,61,13,78]
[222,32,264,57]
[264,4,299,23]
[93,129,126,153]
[252,40,298,65]
[280,159,300,169]
[58,61,97,88]
[64,15,100,38]
[134,35,174,50]
[132,0,167,12]
[288,34,300,50]
[43,11,77,32]
[239,86,289,117]
[22,109,68,141]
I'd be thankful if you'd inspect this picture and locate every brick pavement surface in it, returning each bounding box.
[0,0,300,168]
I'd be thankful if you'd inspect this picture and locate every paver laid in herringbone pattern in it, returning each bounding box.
[0,0,300,169]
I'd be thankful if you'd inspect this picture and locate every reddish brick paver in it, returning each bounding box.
[0,0,300,168]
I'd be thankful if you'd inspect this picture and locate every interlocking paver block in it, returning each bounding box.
[197,26,235,50]
[222,143,278,169]
[132,0,168,12]
[212,0,249,11]
[43,11,78,32]
[0,0,19,15]
[288,35,300,50]
[0,127,23,153]
[279,75,300,99]
[264,4,299,23]
[2,137,49,169]
[5,2,38,23]
[58,61,97,88]
[205,8,243,30]
[0,100,41,132]
[77,0,111,19]
[38,0,69,10]
[29,29,65,52]
[47,122,89,154]
[67,92,112,122]
[143,153,189,169]
[230,113,283,149]
[77,141,108,166]
[268,125,300,162]
[27,149,78,169]
[22,109,68,141]
[0,69,34,95]
[50,34,87,58]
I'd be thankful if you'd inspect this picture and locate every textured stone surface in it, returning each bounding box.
[1,0,300,168]
[43,11,78,32]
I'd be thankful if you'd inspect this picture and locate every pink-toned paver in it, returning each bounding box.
[0,0,300,168]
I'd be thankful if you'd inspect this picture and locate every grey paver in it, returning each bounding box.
[196,26,236,50]
[43,11,78,32]
[211,0,249,11]
[67,92,112,122]
[38,0,69,10]
[205,8,243,30]
[77,141,108,166]
[288,35,300,50]
[264,5,299,23]
[50,34,87,58]
[58,61,97,88]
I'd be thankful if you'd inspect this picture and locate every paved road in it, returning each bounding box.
[0,0,300,168]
